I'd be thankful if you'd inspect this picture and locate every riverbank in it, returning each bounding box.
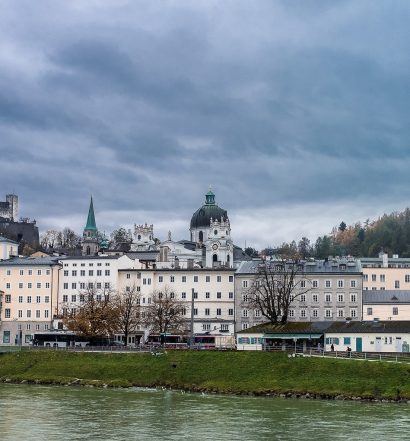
[0,350,409,401]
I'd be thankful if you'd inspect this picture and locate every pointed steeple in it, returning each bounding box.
[85,196,97,231]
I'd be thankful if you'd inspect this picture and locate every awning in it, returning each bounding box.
[263,333,323,340]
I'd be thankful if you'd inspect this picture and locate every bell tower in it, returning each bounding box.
[82,196,99,256]
[205,216,233,268]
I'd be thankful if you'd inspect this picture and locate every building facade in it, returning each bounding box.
[0,256,61,345]
[235,258,363,332]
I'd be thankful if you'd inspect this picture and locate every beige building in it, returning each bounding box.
[361,254,410,291]
[117,267,236,344]
[0,256,61,345]
[362,290,410,321]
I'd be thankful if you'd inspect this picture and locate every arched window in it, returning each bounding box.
[138,235,141,240]
[199,231,203,242]
[86,246,91,256]
[227,254,230,263]
[213,254,218,262]
[214,230,218,235]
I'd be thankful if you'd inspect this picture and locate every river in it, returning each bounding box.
[0,384,408,440]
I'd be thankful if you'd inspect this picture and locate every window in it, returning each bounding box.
[5,295,11,303]
[182,276,186,283]
[104,282,110,289]
[72,270,77,276]
[36,296,41,303]
[242,294,248,302]
[97,270,102,276]
[217,276,222,282]
[6,270,10,276]
[37,270,42,275]
[71,295,77,302]
[170,276,175,283]
[63,295,68,302]
[63,283,68,289]
[193,308,198,316]
[325,293,331,302]
[193,292,198,299]
[312,294,318,303]
[395,280,400,289]
[242,280,248,288]
[206,276,210,282]
[242,323,249,330]
[45,296,49,303]
[229,292,233,299]
[381,275,386,283]
[312,280,318,288]
[300,309,306,318]
[35,324,40,331]
[80,283,85,289]
[325,309,332,318]
[371,274,376,282]
[18,296,23,303]
[325,280,331,288]
[300,294,306,302]
[337,309,344,318]
[80,270,85,276]
[19,283,23,289]
[255,310,261,317]
[27,296,32,303]
[5,308,11,318]
[216,308,221,316]
[312,309,318,318]
[350,309,357,318]
[228,308,234,316]
[205,308,210,316]
[217,292,221,299]
[337,294,344,302]
[205,292,210,299]
[158,276,163,282]
[6,283,10,289]
[406,275,410,283]
[72,283,77,290]
[393,307,399,316]
[194,276,198,283]
[343,337,351,345]
[37,283,41,289]
[350,293,357,303]
[242,309,248,317]
[26,310,31,318]
[26,324,31,331]
[229,276,233,282]
[46,269,50,275]
[64,270,69,276]
[337,280,344,288]
[202,323,211,331]
[105,270,110,276]
[288,309,295,317]
[28,283,32,289]
[18,310,23,318]
[221,324,229,331]
[36,310,41,318]
[3,331,10,343]
[182,292,186,299]
[300,280,306,288]
[105,263,110,266]
[89,270,94,276]
[350,280,357,288]
[45,282,50,289]
[28,270,32,275]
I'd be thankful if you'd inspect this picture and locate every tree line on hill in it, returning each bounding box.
[245,207,410,259]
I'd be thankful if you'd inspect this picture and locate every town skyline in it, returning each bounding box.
[1,1,409,249]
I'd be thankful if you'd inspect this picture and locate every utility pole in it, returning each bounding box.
[190,288,195,348]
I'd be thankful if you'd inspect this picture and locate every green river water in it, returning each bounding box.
[0,384,409,440]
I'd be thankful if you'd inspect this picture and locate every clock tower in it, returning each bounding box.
[205,216,233,268]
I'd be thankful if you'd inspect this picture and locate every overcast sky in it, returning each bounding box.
[0,1,409,250]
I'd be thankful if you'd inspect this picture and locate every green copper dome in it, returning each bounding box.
[190,190,228,230]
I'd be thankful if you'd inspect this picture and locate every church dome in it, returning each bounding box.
[190,190,228,230]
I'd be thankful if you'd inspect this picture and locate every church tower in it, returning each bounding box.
[205,216,233,268]
[82,196,99,256]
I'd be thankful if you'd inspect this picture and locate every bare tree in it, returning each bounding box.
[246,260,312,325]
[111,286,141,346]
[62,285,117,342]
[144,287,188,343]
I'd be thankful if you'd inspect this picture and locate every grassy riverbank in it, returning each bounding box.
[0,350,409,400]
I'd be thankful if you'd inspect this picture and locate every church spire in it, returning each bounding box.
[85,196,97,231]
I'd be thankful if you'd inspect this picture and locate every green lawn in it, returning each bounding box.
[0,350,409,399]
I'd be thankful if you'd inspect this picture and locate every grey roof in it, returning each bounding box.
[237,321,334,334]
[235,259,361,275]
[326,320,410,334]
[0,235,18,244]
[126,251,159,261]
[360,257,410,266]
[233,245,252,262]
[0,256,60,266]
[363,290,410,304]
[61,255,121,260]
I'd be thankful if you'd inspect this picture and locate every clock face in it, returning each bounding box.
[212,244,218,250]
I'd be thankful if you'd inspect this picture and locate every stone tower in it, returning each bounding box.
[82,196,99,256]
[205,216,233,268]
[132,223,155,250]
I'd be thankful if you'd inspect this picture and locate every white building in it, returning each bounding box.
[0,236,18,260]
